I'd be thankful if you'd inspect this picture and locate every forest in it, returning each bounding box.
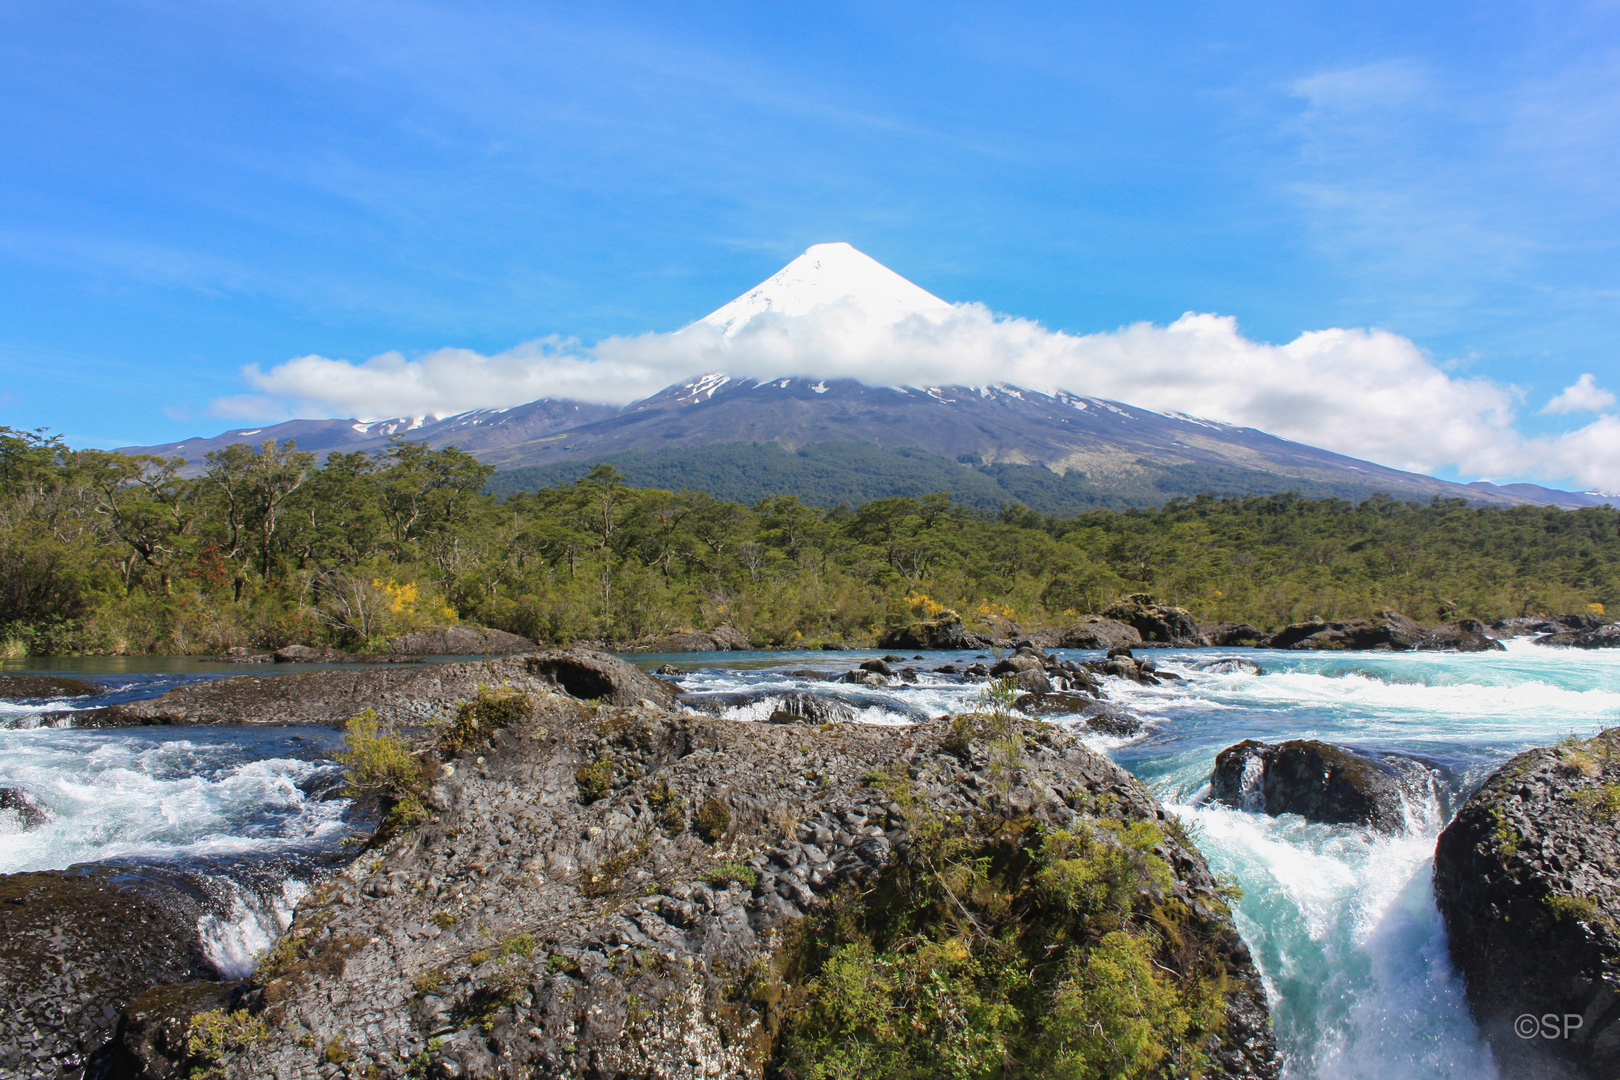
[1,425,1615,656]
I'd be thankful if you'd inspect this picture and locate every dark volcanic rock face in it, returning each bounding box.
[1199,622,1266,647]
[1211,740,1410,832]
[1434,728,1620,1080]
[55,650,672,728]
[0,867,221,1079]
[118,694,1276,1080]
[1493,613,1608,638]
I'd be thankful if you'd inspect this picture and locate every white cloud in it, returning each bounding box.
[1541,373,1617,415]
[224,302,1620,491]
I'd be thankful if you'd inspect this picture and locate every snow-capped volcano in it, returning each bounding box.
[695,242,953,336]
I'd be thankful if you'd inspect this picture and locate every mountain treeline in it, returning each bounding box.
[2,426,1616,655]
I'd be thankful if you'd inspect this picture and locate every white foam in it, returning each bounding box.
[0,731,350,875]
[199,875,311,979]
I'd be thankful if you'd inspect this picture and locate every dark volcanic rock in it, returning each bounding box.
[272,644,420,664]
[1263,609,1505,652]
[381,625,537,655]
[1210,740,1408,832]
[0,674,100,698]
[1493,613,1608,638]
[1055,616,1144,651]
[764,691,857,726]
[0,866,220,1079]
[1534,623,1620,649]
[0,787,51,829]
[60,650,673,728]
[1100,593,1208,647]
[646,624,750,652]
[123,689,1275,1080]
[1434,728,1620,1079]
[1199,622,1266,647]
[1013,692,1144,735]
[1191,657,1263,676]
[877,611,991,651]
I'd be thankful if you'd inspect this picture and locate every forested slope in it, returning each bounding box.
[2,426,1614,655]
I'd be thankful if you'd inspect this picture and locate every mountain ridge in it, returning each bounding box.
[116,242,1615,511]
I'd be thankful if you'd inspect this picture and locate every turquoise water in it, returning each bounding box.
[4,641,1618,1072]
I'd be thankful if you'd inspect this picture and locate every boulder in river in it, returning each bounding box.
[1100,594,1209,647]
[0,674,100,699]
[1055,616,1144,651]
[1492,612,1608,638]
[1534,623,1620,649]
[1198,622,1266,647]
[764,691,857,726]
[0,786,51,829]
[1210,739,1409,832]
[112,687,1277,1079]
[380,625,537,655]
[1261,609,1503,652]
[1013,692,1144,735]
[877,610,992,651]
[1434,727,1620,1079]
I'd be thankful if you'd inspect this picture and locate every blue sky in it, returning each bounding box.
[2,1,1618,487]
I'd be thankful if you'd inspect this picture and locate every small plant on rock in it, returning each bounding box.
[575,754,615,802]
[705,861,760,889]
[694,797,731,842]
[442,684,533,756]
[648,778,685,833]
[186,1009,271,1080]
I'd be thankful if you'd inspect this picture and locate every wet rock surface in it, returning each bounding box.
[1534,623,1620,650]
[1210,739,1411,832]
[52,650,672,728]
[0,675,101,699]
[1434,728,1620,1080]
[0,866,221,1080]
[0,786,52,829]
[108,691,1275,1080]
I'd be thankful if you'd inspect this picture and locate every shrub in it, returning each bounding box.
[773,797,1229,1079]
[694,797,731,843]
[336,708,428,832]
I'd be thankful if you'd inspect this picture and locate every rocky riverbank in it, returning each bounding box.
[2,651,1280,1080]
